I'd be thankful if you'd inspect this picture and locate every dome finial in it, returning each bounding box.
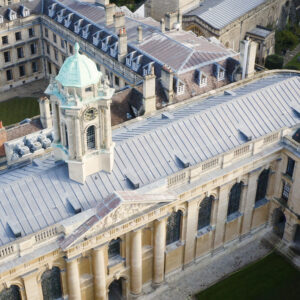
[74,42,80,55]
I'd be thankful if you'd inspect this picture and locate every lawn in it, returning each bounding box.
[0,97,39,126]
[196,252,300,300]
[285,51,300,70]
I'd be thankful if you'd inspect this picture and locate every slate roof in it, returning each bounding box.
[45,0,236,74]
[185,0,266,30]
[0,73,299,247]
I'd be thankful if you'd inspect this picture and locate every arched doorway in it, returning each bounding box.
[272,209,286,239]
[108,278,125,300]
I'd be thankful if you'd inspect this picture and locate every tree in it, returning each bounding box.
[265,54,284,69]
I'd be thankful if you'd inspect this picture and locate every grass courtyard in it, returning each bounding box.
[196,252,300,300]
[0,97,39,126]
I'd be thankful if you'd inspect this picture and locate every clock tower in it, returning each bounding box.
[45,43,115,183]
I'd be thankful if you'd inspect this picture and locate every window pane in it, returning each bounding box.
[41,267,63,300]
[87,126,96,149]
[166,211,182,245]
[255,169,270,202]
[227,183,242,216]
[286,157,295,177]
[198,196,213,230]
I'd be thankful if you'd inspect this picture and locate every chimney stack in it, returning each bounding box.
[160,18,165,33]
[105,3,116,26]
[143,68,156,115]
[38,97,52,129]
[137,26,143,43]
[114,11,125,31]
[118,27,127,63]
[240,38,257,79]
[161,65,174,103]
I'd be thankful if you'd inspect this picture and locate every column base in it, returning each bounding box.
[129,292,142,299]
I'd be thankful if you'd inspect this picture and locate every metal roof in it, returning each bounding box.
[247,27,273,38]
[186,0,267,30]
[0,73,299,247]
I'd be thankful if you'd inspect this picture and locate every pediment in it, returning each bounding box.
[61,191,175,250]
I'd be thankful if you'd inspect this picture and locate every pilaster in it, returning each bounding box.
[22,268,42,300]
[93,246,107,300]
[66,255,81,300]
[130,229,142,295]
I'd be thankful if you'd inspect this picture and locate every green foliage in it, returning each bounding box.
[110,0,143,11]
[275,30,298,54]
[265,54,284,69]
[285,52,300,71]
[196,253,300,300]
[0,97,39,126]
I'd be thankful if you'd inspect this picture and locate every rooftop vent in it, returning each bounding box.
[67,197,82,214]
[20,5,30,18]
[175,153,190,168]
[161,112,174,119]
[8,221,22,238]
[224,90,237,96]
[7,8,17,21]
[291,104,300,118]
[125,172,140,189]
[57,8,66,23]
[238,123,252,141]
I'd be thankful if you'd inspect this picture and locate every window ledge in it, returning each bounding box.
[282,173,293,183]
[196,225,215,238]
[165,240,184,253]
[226,212,242,223]
[108,255,124,268]
[254,198,269,209]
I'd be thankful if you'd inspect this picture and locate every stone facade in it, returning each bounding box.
[0,70,299,300]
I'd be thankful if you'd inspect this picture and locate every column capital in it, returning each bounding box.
[65,254,81,263]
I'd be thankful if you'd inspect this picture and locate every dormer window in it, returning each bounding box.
[132,55,143,72]
[82,24,91,39]
[142,62,154,76]
[57,8,66,23]
[7,9,17,21]
[48,3,56,18]
[74,19,83,34]
[109,42,118,58]
[196,70,207,87]
[20,6,30,18]
[126,51,136,67]
[176,79,185,95]
[64,13,73,28]
[101,36,111,52]
[93,31,102,46]
[214,63,226,81]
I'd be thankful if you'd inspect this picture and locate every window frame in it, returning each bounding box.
[227,182,243,218]
[255,169,270,203]
[15,31,22,41]
[166,210,182,245]
[197,196,214,230]
[86,125,96,150]
[286,157,295,178]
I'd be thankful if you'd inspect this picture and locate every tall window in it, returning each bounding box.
[64,124,69,149]
[255,169,270,202]
[166,210,182,245]
[198,196,214,230]
[0,285,21,300]
[227,182,243,217]
[15,31,22,41]
[86,126,96,150]
[108,238,121,259]
[286,157,295,178]
[41,267,63,300]
[281,181,290,202]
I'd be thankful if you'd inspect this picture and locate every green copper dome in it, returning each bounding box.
[56,43,101,88]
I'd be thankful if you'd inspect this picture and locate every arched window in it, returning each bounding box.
[86,125,96,150]
[227,182,243,217]
[108,238,121,259]
[0,285,21,300]
[41,267,63,300]
[166,210,182,245]
[198,196,214,230]
[255,169,270,202]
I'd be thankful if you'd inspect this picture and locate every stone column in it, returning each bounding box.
[130,228,142,295]
[22,269,41,299]
[183,199,198,267]
[75,118,82,159]
[51,101,60,143]
[153,218,166,285]
[93,246,107,300]
[241,170,260,238]
[213,184,230,252]
[67,117,75,159]
[66,256,81,300]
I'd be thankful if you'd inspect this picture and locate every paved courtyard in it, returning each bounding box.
[143,230,272,300]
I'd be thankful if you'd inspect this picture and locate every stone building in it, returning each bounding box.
[0,42,299,300]
[0,0,244,117]
[146,0,298,66]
